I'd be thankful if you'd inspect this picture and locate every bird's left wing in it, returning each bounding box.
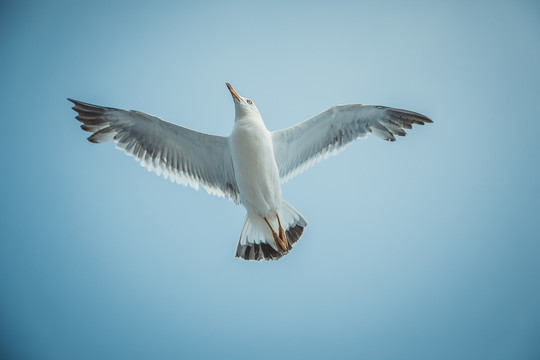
[69,99,240,203]
[272,105,432,183]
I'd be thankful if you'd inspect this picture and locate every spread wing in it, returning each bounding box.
[271,105,432,182]
[69,99,239,203]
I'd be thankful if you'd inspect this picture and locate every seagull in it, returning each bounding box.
[69,83,432,261]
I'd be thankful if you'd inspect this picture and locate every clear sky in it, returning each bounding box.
[1,1,539,359]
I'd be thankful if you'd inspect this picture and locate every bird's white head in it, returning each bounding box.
[226,83,261,121]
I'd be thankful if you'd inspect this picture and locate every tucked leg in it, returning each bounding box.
[264,217,287,252]
[276,214,289,250]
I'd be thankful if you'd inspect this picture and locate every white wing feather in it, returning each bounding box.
[69,99,239,203]
[272,105,432,182]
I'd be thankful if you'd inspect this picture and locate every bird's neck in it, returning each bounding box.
[235,112,264,125]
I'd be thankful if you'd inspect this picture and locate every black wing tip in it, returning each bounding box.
[67,98,78,110]
[419,115,434,124]
[68,98,87,111]
[67,98,92,105]
[410,114,433,125]
[414,113,433,124]
[67,98,86,109]
[388,107,434,125]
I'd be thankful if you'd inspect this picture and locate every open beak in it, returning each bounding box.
[226,83,241,102]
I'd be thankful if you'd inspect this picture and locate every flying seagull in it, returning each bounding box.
[69,83,432,261]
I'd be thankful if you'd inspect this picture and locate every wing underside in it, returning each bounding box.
[272,105,432,182]
[69,99,240,203]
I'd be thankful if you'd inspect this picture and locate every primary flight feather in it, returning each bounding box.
[69,83,432,260]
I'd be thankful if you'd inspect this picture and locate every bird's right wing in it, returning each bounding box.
[69,99,240,203]
[271,105,432,183]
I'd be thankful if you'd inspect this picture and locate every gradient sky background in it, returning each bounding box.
[1,1,539,359]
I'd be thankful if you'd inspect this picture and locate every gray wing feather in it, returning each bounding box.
[69,99,239,203]
[272,105,432,182]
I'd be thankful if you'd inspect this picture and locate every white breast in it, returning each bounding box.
[229,116,282,217]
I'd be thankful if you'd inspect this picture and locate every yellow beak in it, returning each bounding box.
[226,83,241,102]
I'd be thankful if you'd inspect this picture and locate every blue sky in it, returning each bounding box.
[1,0,539,359]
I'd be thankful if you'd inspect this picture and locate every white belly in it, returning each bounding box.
[229,119,282,217]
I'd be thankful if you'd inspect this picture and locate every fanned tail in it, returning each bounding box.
[235,201,307,261]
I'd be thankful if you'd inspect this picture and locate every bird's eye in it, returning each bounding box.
[246,99,253,105]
